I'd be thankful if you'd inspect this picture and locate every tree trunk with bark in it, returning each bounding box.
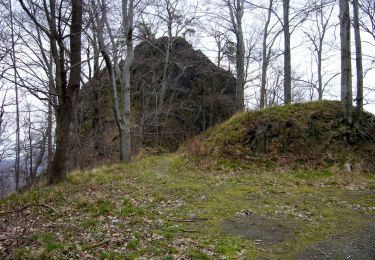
[17,0,83,184]
[236,20,245,111]
[260,0,273,109]
[121,0,134,162]
[49,104,72,183]
[159,32,172,107]
[339,0,352,124]
[352,0,363,114]
[283,0,292,105]
[47,55,54,176]
[48,0,83,184]
[10,0,20,191]
[95,0,133,163]
[226,0,245,111]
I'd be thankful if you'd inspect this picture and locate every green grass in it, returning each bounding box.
[38,232,66,252]
[1,153,375,259]
[4,100,375,259]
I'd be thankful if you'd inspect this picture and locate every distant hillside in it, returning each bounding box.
[71,37,236,169]
[184,101,375,172]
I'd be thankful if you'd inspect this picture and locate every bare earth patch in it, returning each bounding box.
[222,212,295,244]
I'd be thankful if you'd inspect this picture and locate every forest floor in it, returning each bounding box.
[1,154,375,259]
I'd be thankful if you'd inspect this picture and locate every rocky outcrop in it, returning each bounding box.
[71,37,236,168]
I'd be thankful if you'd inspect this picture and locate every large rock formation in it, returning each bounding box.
[71,37,236,168]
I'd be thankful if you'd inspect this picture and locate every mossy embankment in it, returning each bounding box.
[1,101,375,259]
[184,100,375,172]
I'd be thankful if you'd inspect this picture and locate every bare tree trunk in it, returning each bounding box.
[283,0,292,105]
[98,39,125,162]
[10,0,20,192]
[96,0,133,163]
[339,0,352,124]
[121,0,134,162]
[304,0,334,100]
[48,0,83,184]
[260,0,273,109]
[352,0,363,114]
[226,0,245,111]
[316,0,326,100]
[159,33,172,107]
[50,105,72,183]
[27,109,34,180]
[217,40,222,67]
[47,56,54,176]
[236,19,245,111]
[317,43,323,100]
[17,0,83,184]
[47,103,53,173]
[159,1,173,107]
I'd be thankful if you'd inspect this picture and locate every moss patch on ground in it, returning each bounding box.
[1,153,374,259]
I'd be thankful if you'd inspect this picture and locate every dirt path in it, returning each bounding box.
[223,212,375,259]
[297,222,375,259]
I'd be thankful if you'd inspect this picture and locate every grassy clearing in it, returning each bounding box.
[1,153,375,259]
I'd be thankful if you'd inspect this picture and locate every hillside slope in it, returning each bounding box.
[1,101,375,259]
[185,101,375,172]
[1,154,375,259]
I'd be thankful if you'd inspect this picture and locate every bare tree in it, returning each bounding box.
[358,0,375,41]
[225,0,245,111]
[4,1,57,183]
[352,0,363,114]
[0,3,15,197]
[303,0,335,100]
[8,0,21,192]
[0,4,11,71]
[205,25,230,67]
[18,0,84,183]
[21,103,47,182]
[339,0,352,123]
[283,0,293,105]
[259,0,283,109]
[94,0,134,162]
[122,0,135,162]
[151,0,198,107]
[0,91,11,169]
[0,93,13,198]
